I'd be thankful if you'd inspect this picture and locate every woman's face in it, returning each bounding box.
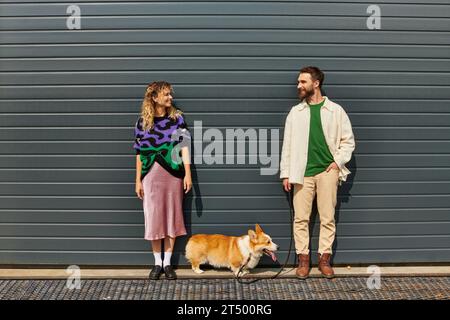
[152,88,173,109]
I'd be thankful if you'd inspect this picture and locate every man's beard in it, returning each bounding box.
[298,87,314,101]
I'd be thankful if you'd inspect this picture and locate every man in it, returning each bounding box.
[280,66,355,279]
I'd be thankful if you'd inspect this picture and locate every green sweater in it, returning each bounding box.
[304,99,334,177]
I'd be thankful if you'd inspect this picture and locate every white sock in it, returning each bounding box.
[153,252,162,266]
[163,252,172,267]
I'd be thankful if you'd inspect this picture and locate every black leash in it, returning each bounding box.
[236,189,295,284]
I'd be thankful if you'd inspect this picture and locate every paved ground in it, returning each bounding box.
[1,276,448,300]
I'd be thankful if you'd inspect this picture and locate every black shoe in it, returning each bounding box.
[163,265,177,280]
[149,265,163,280]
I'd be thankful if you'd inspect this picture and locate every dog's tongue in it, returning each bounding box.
[269,251,277,262]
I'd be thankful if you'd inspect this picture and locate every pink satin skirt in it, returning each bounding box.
[142,161,187,241]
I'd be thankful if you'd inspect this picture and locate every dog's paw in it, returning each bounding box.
[234,269,249,276]
[193,268,204,274]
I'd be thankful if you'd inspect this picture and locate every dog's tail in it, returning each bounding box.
[184,236,195,263]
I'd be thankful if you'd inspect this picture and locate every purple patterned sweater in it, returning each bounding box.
[133,113,189,181]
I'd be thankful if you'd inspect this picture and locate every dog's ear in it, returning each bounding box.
[248,229,257,241]
[255,224,263,234]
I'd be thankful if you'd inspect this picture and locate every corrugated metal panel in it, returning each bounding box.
[0,0,449,266]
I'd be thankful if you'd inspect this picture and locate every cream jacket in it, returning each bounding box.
[280,96,356,185]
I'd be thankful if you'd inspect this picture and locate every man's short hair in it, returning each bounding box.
[300,66,325,88]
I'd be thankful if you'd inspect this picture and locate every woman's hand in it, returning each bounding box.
[184,174,192,194]
[135,180,144,200]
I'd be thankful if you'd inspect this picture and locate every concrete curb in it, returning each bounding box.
[1,266,449,279]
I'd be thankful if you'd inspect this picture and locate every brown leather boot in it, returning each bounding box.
[318,253,335,279]
[296,254,310,279]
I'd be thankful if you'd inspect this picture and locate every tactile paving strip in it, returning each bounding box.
[0,277,448,300]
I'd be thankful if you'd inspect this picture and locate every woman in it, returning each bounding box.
[133,81,192,280]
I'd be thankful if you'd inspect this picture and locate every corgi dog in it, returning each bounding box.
[185,224,278,276]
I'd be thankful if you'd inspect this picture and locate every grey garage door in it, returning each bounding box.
[0,0,449,266]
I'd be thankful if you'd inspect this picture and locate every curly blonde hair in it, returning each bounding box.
[140,81,182,131]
